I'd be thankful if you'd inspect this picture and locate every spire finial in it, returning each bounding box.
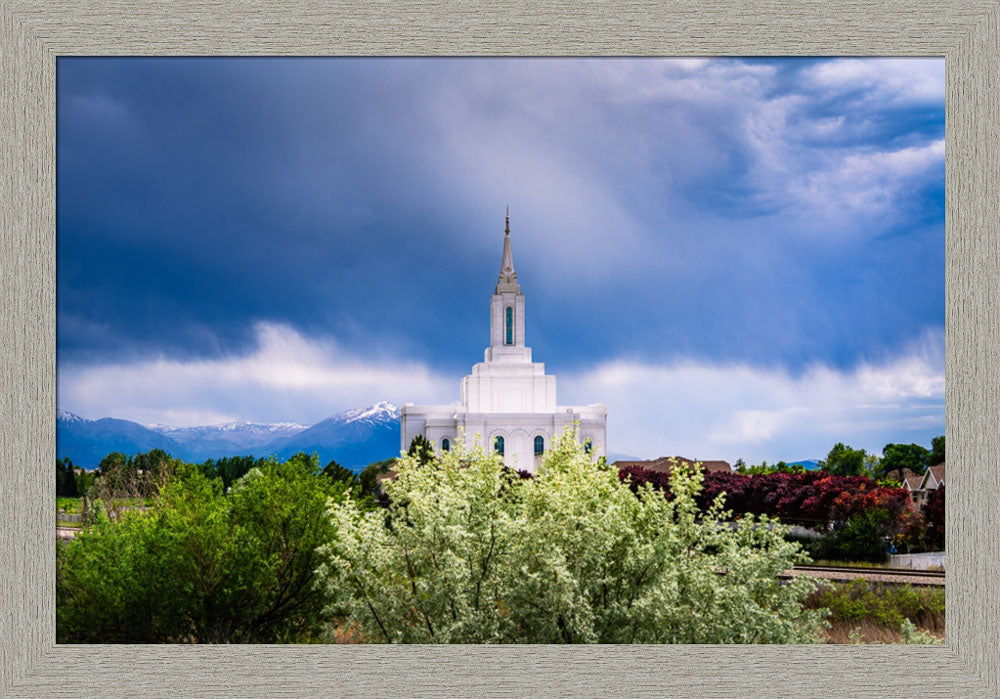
[496,205,519,292]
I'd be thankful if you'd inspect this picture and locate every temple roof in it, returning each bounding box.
[495,206,521,293]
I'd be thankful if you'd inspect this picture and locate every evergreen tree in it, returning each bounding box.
[407,434,436,465]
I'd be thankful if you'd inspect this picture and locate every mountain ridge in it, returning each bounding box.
[57,403,402,470]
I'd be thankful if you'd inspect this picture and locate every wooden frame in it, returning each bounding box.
[2,2,997,696]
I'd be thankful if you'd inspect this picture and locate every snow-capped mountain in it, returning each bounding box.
[148,420,308,453]
[57,403,402,469]
[57,410,186,467]
[264,402,400,468]
[339,401,399,425]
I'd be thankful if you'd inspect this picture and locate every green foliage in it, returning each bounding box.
[97,451,127,473]
[91,449,184,512]
[862,453,884,482]
[407,434,436,465]
[56,457,79,498]
[880,443,930,482]
[821,443,866,477]
[57,454,345,643]
[929,435,945,467]
[201,454,269,491]
[805,510,892,564]
[358,458,396,498]
[322,459,358,487]
[809,579,944,629]
[898,618,943,644]
[319,428,827,644]
[56,497,82,514]
[735,460,805,475]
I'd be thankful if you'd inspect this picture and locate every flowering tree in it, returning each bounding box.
[319,430,826,644]
[621,466,912,530]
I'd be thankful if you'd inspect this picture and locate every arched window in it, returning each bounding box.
[441,438,450,452]
[505,307,513,345]
[584,439,592,454]
[494,435,505,456]
[534,435,544,455]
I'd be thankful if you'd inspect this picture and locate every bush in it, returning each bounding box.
[621,465,913,535]
[57,454,345,643]
[829,509,892,563]
[801,509,893,563]
[808,579,944,629]
[320,428,827,644]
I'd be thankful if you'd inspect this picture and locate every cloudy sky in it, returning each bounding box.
[57,57,944,463]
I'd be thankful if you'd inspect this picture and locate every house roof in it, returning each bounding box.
[375,469,397,485]
[921,462,946,490]
[613,456,732,474]
[897,468,923,491]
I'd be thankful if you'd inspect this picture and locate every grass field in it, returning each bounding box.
[56,497,82,514]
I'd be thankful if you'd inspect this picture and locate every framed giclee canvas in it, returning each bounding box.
[2,2,998,697]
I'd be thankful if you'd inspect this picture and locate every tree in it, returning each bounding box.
[202,455,264,491]
[862,453,882,482]
[57,457,79,498]
[822,443,867,477]
[358,458,396,499]
[320,429,827,644]
[57,455,345,643]
[825,509,892,564]
[407,434,436,465]
[88,449,186,521]
[923,485,945,551]
[735,460,804,476]
[930,435,945,467]
[880,443,931,482]
[322,458,357,487]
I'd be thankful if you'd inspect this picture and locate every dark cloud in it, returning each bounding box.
[57,57,944,381]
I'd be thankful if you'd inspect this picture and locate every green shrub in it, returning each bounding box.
[809,579,944,629]
[57,455,346,643]
[801,510,891,564]
[319,428,827,644]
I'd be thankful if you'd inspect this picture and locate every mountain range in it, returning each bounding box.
[57,402,402,470]
[56,405,819,473]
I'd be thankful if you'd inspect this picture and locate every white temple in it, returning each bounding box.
[401,210,606,472]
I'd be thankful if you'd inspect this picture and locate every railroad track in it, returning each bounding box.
[783,564,945,586]
[795,564,945,578]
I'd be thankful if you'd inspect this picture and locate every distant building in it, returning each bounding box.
[900,463,945,507]
[899,468,926,504]
[922,462,946,492]
[401,211,606,473]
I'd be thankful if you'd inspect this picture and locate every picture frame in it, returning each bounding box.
[2,1,997,696]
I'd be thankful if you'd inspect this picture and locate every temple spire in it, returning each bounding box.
[495,208,520,293]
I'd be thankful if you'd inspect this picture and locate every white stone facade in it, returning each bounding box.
[401,212,606,472]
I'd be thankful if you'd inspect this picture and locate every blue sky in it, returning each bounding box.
[57,57,945,462]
